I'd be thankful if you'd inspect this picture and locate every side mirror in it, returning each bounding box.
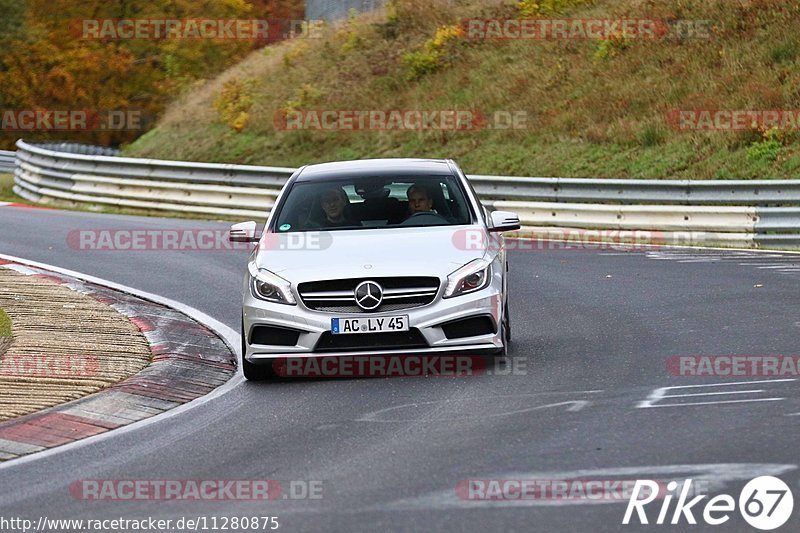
[488,211,520,233]
[229,221,261,243]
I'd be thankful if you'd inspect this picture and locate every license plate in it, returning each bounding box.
[331,316,409,335]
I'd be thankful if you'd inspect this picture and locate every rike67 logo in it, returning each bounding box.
[623,476,794,530]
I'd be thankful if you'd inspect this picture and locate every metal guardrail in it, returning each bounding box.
[33,142,121,157]
[0,150,15,173]
[471,175,800,206]
[2,144,119,174]
[13,140,295,218]
[11,139,800,249]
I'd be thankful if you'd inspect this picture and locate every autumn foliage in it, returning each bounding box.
[0,0,304,149]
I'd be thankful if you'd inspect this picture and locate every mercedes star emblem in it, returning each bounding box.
[355,281,383,311]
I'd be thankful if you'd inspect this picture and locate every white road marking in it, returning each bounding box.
[380,463,798,509]
[738,261,798,265]
[593,242,800,256]
[609,249,800,283]
[637,379,795,409]
[598,253,639,256]
[357,393,601,422]
[641,398,784,408]
[663,389,765,398]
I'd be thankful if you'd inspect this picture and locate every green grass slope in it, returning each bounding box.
[125,0,800,179]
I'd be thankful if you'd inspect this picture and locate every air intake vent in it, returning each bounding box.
[440,316,496,340]
[250,325,302,346]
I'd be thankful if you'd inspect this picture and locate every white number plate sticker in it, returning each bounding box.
[331,316,408,334]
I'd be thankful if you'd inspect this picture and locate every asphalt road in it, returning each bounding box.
[1,206,799,532]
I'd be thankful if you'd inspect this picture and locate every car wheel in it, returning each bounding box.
[499,315,509,356]
[241,319,279,381]
[493,306,510,357]
[503,301,512,343]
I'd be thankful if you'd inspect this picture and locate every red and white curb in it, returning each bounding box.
[0,202,50,209]
[0,259,236,462]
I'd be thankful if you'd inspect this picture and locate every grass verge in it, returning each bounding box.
[124,0,800,180]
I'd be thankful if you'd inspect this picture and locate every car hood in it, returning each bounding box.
[254,225,491,283]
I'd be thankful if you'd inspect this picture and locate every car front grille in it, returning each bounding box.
[298,277,439,313]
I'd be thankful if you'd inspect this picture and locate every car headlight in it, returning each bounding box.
[444,259,491,298]
[248,261,296,305]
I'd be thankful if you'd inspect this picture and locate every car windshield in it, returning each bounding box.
[272,175,473,231]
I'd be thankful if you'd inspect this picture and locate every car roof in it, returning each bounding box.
[295,158,455,182]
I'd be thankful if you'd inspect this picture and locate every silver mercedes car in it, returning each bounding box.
[230,158,520,380]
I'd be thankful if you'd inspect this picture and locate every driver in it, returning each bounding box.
[406,184,435,216]
[319,187,359,227]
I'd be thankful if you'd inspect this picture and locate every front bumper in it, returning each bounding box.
[242,282,504,362]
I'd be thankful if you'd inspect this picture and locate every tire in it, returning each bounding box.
[241,319,279,381]
[504,301,512,343]
[493,305,510,357]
